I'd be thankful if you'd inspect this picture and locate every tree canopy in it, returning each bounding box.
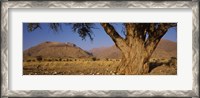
[27,23,176,41]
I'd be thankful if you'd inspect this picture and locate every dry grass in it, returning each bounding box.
[149,65,177,75]
[23,61,119,75]
[23,58,177,75]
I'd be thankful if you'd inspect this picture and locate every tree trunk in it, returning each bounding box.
[116,38,150,75]
[116,52,149,75]
[100,23,176,75]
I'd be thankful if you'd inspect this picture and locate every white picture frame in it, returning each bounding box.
[1,1,199,97]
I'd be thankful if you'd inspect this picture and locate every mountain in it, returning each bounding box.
[24,39,177,60]
[90,39,177,59]
[151,39,177,58]
[23,41,93,59]
[90,45,121,59]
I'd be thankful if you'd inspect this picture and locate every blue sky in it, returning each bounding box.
[23,23,177,51]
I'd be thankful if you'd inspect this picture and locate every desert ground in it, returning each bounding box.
[23,57,177,75]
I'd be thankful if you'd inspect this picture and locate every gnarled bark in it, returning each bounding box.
[116,38,150,75]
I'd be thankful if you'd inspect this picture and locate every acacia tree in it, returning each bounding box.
[27,23,176,75]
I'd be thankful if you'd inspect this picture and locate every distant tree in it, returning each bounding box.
[27,23,176,75]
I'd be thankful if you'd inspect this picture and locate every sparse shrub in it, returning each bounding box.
[169,57,177,66]
[92,57,97,61]
[171,57,177,59]
[27,60,31,62]
[36,56,43,62]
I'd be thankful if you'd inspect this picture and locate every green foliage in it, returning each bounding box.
[27,23,95,41]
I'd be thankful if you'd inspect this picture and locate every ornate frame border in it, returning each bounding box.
[1,1,199,97]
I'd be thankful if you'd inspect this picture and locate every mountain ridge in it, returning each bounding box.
[23,39,176,59]
[89,39,177,59]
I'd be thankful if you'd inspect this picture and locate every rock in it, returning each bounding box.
[53,72,57,75]
[66,42,76,47]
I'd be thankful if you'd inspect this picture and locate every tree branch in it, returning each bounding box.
[101,23,128,51]
[125,23,135,37]
[125,23,135,46]
[28,23,41,32]
[135,23,148,42]
[125,23,148,46]
[145,23,177,55]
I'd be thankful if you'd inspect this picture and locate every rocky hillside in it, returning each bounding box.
[90,39,177,59]
[90,45,121,59]
[23,41,93,59]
